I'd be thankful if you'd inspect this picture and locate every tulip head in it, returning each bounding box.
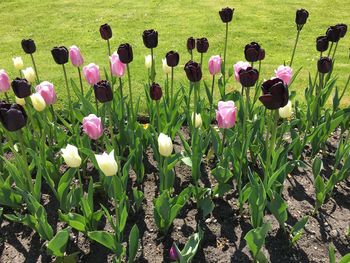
[317,57,332,74]
[259,78,289,110]
[316,36,329,52]
[184,60,202,82]
[295,9,309,30]
[162,59,171,75]
[30,93,46,112]
[274,65,293,85]
[233,61,251,82]
[336,23,347,38]
[219,7,234,23]
[11,78,31,98]
[192,112,202,128]
[142,29,158,49]
[83,114,103,140]
[150,82,163,101]
[51,46,69,65]
[69,45,84,67]
[145,54,152,69]
[12,57,24,70]
[216,101,237,129]
[117,43,133,64]
[239,67,259,87]
[0,70,11,93]
[21,39,36,54]
[100,23,112,40]
[196,38,209,53]
[61,144,82,168]
[83,63,101,86]
[110,52,126,77]
[22,67,36,83]
[166,51,180,67]
[169,245,179,261]
[0,103,27,131]
[279,100,293,119]
[93,80,113,103]
[208,55,222,75]
[35,81,57,105]
[187,37,195,52]
[158,133,173,157]
[95,150,118,176]
[326,26,341,42]
[244,42,261,62]
[258,48,265,61]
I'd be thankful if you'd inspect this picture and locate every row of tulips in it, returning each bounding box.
[0,6,350,263]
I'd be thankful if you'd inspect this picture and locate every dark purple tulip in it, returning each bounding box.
[317,57,332,74]
[184,60,202,82]
[244,42,261,62]
[166,51,180,67]
[117,43,133,64]
[326,26,341,42]
[93,80,113,103]
[51,46,69,65]
[239,67,259,87]
[150,82,163,101]
[219,7,234,23]
[142,29,158,49]
[316,36,329,52]
[11,78,31,98]
[21,39,36,54]
[336,23,347,38]
[259,78,289,110]
[169,245,179,261]
[100,23,112,40]
[196,38,209,53]
[187,37,195,51]
[0,102,27,131]
[295,9,309,27]
[258,48,265,61]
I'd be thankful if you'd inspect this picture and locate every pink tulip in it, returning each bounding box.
[110,52,126,77]
[83,114,103,140]
[208,55,222,75]
[69,45,84,67]
[35,81,57,105]
[275,65,293,85]
[216,100,237,129]
[233,61,250,82]
[83,63,100,85]
[0,69,11,92]
[169,245,178,261]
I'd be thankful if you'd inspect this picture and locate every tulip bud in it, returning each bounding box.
[184,60,202,82]
[51,46,69,65]
[316,36,329,52]
[142,29,158,49]
[244,42,261,62]
[295,9,309,29]
[150,82,163,101]
[83,114,103,140]
[219,7,234,23]
[83,63,101,85]
[93,80,113,103]
[21,39,36,54]
[145,54,152,69]
[117,43,133,64]
[99,23,112,40]
[169,245,179,261]
[187,37,195,51]
[30,93,46,112]
[12,57,24,70]
[239,67,259,87]
[258,49,265,61]
[326,26,341,42]
[22,67,36,83]
[279,100,293,119]
[191,112,202,128]
[11,78,31,98]
[216,101,237,129]
[274,65,293,85]
[317,57,332,74]
[15,97,25,106]
[162,59,171,75]
[95,150,118,176]
[0,70,11,93]
[166,51,180,67]
[208,55,222,75]
[35,81,57,105]
[158,133,173,157]
[69,45,84,67]
[259,78,289,110]
[110,52,126,78]
[234,61,250,82]
[196,38,209,53]
[0,103,27,131]
[336,23,347,38]
[61,144,82,168]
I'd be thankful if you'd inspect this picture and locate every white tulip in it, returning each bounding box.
[12,57,24,70]
[145,54,152,69]
[15,96,26,106]
[95,150,118,176]
[162,58,171,74]
[279,100,293,119]
[22,67,35,83]
[158,133,173,157]
[191,113,202,128]
[30,93,46,112]
[61,144,82,168]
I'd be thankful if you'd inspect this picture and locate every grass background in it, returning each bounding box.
[0,0,349,111]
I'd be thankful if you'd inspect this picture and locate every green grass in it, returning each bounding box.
[0,0,349,111]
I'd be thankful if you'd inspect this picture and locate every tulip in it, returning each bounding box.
[145,54,152,69]
[95,150,118,176]
[117,43,133,64]
[30,93,46,112]
[239,67,259,87]
[12,57,24,70]
[326,26,341,42]
[93,80,113,103]
[166,51,180,67]
[61,144,82,168]
[69,45,84,67]
[22,67,36,83]
[279,100,293,119]
[0,102,27,131]
[187,37,195,52]
[244,42,261,62]
[150,82,162,101]
[219,7,234,23]
[169,245,179,261]
[142,29,158,49]
[100,23,112,40]
[51,46,69,65]
[196,38,209,53]
[336,23,347,38]
[15,97,25,106]
[316,36,329,52]
[184,60,202,82]
[11,78,31,98]
[35,81,57,105]
[216,101,237,129]
[162,59,171,75]
[0,70,11,92]
[258,49,265,61]
[295,9,309,28]
[21,39,36,54]
[275,65,293,85]
[158,133,173,157]
[259,78,289,110]
[208,55,222,75]
[83,63,101,85]
[83,114,103,140]
[110,52,126,77]
[233,61,251,82]
[317,57,332,74]
[191,112,202,128]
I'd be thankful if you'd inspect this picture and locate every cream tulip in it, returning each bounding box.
[15,96,26,106]
[279,100,293,119]
[12,57,24,70]
[145,55,152,69]
[30,93,46,112]
[162,58,171,74]
[191,113,203,128]
[22,67,36,83]
[61,144,82,168]
[158,133,173,157]
[95,150,118,176]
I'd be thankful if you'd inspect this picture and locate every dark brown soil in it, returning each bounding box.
[0,128,349,263]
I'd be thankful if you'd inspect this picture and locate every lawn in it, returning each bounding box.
[0,0,349,110]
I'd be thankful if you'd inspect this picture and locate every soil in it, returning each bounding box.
[0,127,349,263]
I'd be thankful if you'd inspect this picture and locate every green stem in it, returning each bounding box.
[108,102,117,153]
[151,48,155,83]
[62,64,72,122]
[223,22,228,93]
[77,67,84,95]
[246,87,251,120]
[192,82,198,131]
[265,110,279,185]
[95,97,99,114]
[327,42,334,57]
[209,74,215,122]
[289,29,301,67]
[190,50,193,61]
[4,93,10,103]
[156,100,161,134]
[170,67,174,109]
[19,70,23,78]
[30,54,40,84]
[126,63,134,121]
[17,130,34,192]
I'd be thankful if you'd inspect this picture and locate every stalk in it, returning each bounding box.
[77,67,84,95]
[156,100,161,133]
[170,67,174,109]
[4,93,10,103]
[265,110,279,185]
[289,29,301,67]
[223,22,229,93]
[209,74,215,122]
[17,130,34,192]
[30,53,40,84]
[62,64,72,122]
[126,63,134,121]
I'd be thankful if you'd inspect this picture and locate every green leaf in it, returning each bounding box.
[244,222,271,258]
[267,192,287,228]
[88,231,117,253]
[128,224,139,263]
[328,243,336,263]
[312,157,323,178]
[290,216,309,245]
[181,157,192,167]
[47,228,70,257]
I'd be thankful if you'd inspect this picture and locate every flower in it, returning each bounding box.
[15,97,25,106]
[142,29,158,49]
[69,45,84,67]
[219,7,234,23]
[316,36,329,52]
[208,55,222,75]
[192,112,202,128]
[51,46,69,65]
[21,39,36,54]
[196,38,209,53]
[162,59,171,74]
[258,49,265,61]
[259,78,289,110]
[275,65,293,85]
[22,67,36,83]
[295,9,309,27]
[110,52,126,77]
[166,51,180,67]
[279,100,293,118]
[158,133,173,157]
[61,144,82,168]
[326,26,341,42]
[244,42,261,62]
[187,37,195,51]
[317,57,332,74]
[117,43,133,64]
[0,102,27,131]
[216,100,237,129]
[169,245,179,261]
[83,63,101,85]
[99,23,112,40]
[83,114,103,140]
[184,60,202,82]
[93,80,113,103]
[150,82,163,101]
[239,67,259,87]
[0,70,11,92]
[95,150,118,176]
[12,57,24,70]
[30,93,46,112]
[336,23,347,38]
[35,81,57,105]
[11,78,31,98]
[145,54,152,69]
[234,61,250,82]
